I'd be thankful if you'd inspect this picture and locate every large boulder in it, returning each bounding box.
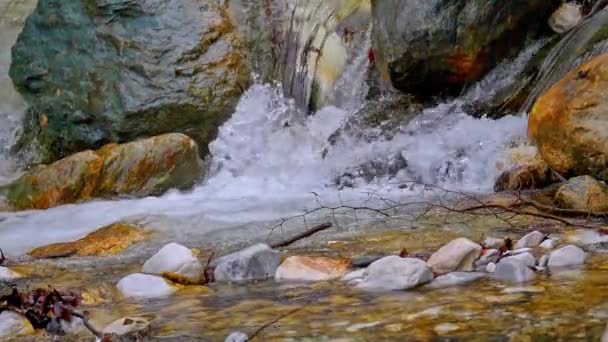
[371,0,554,97]
[7,133,203,210]
[529,53,608,181]
[555,176,608,212]
[10,0,250,164]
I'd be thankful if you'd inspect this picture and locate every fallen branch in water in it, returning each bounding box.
[71,310,102,339]
[248,306,303,341]
[266,182,605,236]
[203,250,216,285]
[270,223,333,248]
[0,249,5,266]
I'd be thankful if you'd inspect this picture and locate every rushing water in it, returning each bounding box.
[0,1,537,257]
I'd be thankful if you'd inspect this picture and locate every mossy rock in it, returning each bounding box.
[10,0,250,164]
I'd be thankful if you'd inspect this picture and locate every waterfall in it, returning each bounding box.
[0,1,531,256]
[0,0,36,184]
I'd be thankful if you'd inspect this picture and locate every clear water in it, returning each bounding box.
[0,4,532,257]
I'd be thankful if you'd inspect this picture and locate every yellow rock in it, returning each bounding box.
[275,256,350,282]
[28,223,148,258]
[7,150,103,210]
[8,133,204,210]
[529,53,608,181]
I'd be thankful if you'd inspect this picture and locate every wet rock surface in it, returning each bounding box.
[7,133,204,209]
[116,273,178,299]
[356,256,433,291]
[529,53,608,181]
[371,0,554,97]
[548,245,587,267]
[0,311,35,338]
[275,256,349,283]
[427,238,482,275]
[29,223,148,258]
[142,243,204,285]
[555,176,608,212]
[213,244,281,282]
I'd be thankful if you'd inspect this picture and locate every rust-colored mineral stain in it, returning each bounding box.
[446,49,487,84]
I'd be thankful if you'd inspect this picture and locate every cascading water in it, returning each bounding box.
[0,0,36,184]
[0,1,529,256]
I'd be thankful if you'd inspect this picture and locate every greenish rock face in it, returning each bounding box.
[10,0,251,164]
[371,0,555,98]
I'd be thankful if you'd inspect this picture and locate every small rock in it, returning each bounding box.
[142,243,203,284]
[426,272,486,289]
[486,262,497,273]
[275,256,349,282]
[484,293,527,305]
[500,252,536,268]
[549,2,582,34]
[483,237,506,249]
[494,259,536,282]
[225,331,249,342]
[0,311,35,338]
[357,256,433,291]
[555,176,608,212]
[502,286,545,294]
[514,231,545,249]
[345,321,382,332]
[427,238,482,275]
[213,244,281,282]
[434,323,461,334]
[475,249,499,269]
[539,239,557,249]
[341,269,367,284]
[117,273,178,299]
[0,266,22,280]
[102,317,151,340]
[548,245,587,267]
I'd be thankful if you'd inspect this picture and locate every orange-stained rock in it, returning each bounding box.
[529,53,608,181]
[7,151,103,210]
[28,223,148,258]
[494,147,557,192]
[96,133,203,196]
[275,256,350,282]
[8,133,204,210]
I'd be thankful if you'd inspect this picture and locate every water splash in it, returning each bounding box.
[0,0,36,184]
[0,6,530,255]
